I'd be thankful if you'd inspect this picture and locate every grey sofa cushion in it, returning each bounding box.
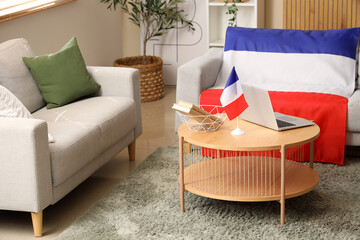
[347,90,360,132]
[0,38,45,112]
[46,121,102,186]
[33,96,137,186]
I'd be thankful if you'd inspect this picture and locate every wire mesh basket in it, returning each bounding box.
[177,105,226,132]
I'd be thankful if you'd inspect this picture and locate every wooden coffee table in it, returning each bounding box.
[178,118,320,225]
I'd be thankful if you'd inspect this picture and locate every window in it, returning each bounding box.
[0,0,76,23]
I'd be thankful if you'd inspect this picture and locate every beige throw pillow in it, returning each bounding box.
[0,38,46,112]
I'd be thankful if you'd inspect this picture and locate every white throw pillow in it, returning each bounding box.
[0,85,54,143]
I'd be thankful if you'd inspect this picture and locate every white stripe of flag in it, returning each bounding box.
[220,66,248,120]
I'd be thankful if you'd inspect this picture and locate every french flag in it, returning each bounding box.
[220,66,248,121]
[201,27,360,164]
[217,27,360,98]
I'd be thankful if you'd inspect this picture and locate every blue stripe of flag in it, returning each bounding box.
[224,27,360,60]
[224,66,238,89]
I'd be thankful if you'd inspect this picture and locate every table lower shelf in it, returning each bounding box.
[183,157,319,202]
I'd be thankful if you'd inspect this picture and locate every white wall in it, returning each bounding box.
[265,0,283,29]
[121,0,284,59]
[0,0,124,66]
[121,10,141,58]
[0,0,283,66]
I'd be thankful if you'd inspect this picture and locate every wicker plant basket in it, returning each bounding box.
[113,56,164,102]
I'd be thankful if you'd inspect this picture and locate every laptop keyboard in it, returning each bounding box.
[276,119,295,128]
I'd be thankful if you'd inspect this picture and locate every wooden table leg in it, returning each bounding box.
[310,141,314,169]
[280,145,286,226]
[179,136,185,212]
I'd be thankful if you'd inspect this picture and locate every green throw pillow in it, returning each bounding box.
[23,37,100,109]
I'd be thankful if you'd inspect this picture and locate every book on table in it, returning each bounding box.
[172,100,222,127]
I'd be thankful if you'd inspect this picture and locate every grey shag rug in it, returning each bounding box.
[57,147,360,240]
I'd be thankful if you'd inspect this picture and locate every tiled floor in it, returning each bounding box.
[0,86,178,240]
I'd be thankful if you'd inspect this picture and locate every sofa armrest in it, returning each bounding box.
[347,89,360,133]
[87,66,142,139]
[0,118,52,213]
[175,48,223,131]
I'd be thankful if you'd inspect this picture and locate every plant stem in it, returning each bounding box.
[143,15,150,65]
[101,0,195,65]
[143,37,147,64]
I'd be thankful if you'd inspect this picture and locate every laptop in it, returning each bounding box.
[240,83,315,131]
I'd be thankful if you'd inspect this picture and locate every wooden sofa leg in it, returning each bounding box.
[128,140,136,161]
[31,211,43,237]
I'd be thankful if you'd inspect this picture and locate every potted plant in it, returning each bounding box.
[100,0,195,102]
[224,0,249,27]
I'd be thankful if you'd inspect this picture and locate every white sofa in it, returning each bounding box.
[175,48,360,146]
[0,38,142,237]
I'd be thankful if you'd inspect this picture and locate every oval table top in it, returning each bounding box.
[178,118,320,151]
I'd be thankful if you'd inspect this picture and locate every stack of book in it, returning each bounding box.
[172,100,225,131]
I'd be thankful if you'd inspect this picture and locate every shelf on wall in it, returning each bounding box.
[209,39,225,47]
[209,3,255,7]
[209,0,256,7]
[207,0,264,49]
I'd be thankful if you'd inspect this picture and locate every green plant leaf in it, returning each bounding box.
[100,0,195,63]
